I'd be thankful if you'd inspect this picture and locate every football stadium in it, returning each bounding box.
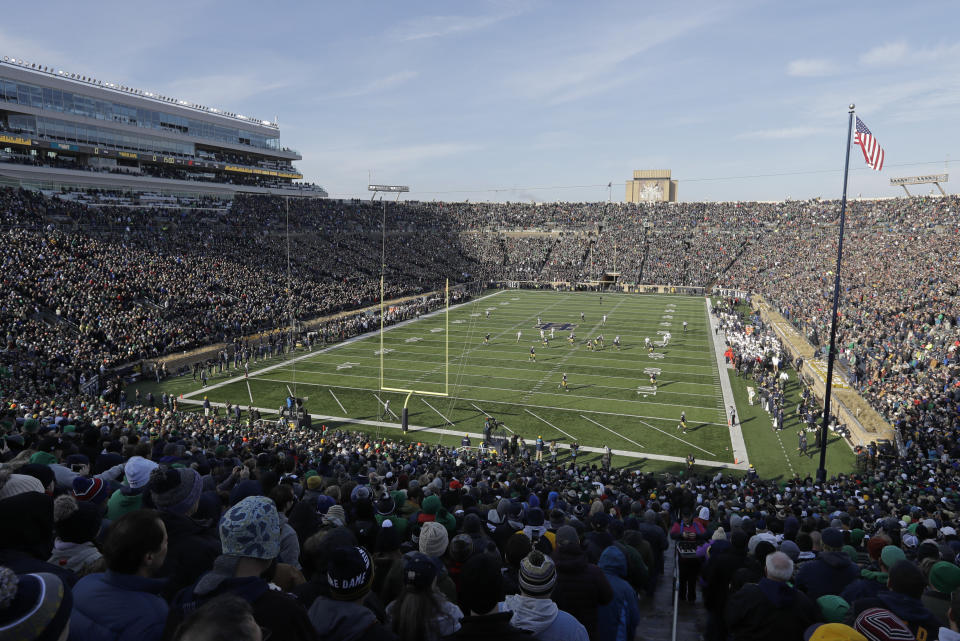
[1,5,958,641]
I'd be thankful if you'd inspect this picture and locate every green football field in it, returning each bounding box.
[145,289,856,477]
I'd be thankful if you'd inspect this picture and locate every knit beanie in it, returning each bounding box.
[124,456,158,490]
[106,489,143,521]
[149,466,202,515]
[449,534,473,563]
[306,476,323,491]
[326,546,373,601]
[402,552,438,590]
[880,545,906,569]
[556,525,579,548]
[780,540,801,562]
[28,452,57,466]
[53,495,101,543]
[519,550,557,596]
[854,607,914,641]
[419,521,449,558]
[0,467,44,500]
[323,504,346,527]
[219,496,281,560]
[72,476,110,504]
[929,561,960,594]
[0,568,73,641]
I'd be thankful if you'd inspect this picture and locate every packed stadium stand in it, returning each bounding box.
[0,56,326,198]
[2,185,960,640]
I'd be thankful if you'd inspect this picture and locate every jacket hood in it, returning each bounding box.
[758,577,796,608]
[598,546,628,578]
[308,597,376,641]
[554,545,588,572]
[877,590,936,622]
[820,550,854,569]
[501,594,558,633]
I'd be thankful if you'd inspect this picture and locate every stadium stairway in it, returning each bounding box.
[636,542,705,641]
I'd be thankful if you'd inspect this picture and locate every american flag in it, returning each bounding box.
[854,117,884,171]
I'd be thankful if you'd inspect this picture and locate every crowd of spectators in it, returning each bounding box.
[1,187,960,639]
[3,380,960,640]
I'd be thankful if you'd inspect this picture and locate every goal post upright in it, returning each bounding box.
[372,183,449,434]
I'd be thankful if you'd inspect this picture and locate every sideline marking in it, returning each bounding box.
[329,388,347,414]
[635,417,716,457]
[579,414,644,449]
[524,408,577,441]
[470,402,515,433]
[423,398,455,427]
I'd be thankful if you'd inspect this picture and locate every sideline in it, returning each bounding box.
[705,297,749,465]
[182,289,506,399]
[178,398,746,470]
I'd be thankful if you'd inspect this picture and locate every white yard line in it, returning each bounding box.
[182,288,508,399]
[705,297,749,465]
[328,388,347,414]
[422,398,455,427]
[580,414,644,449]
[524,409,577,441]
[373,393,400,420]
[177,398,744,469]
[634,417,716,457]
[470,402,514,433]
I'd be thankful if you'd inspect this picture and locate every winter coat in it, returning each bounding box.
[725,577,818,641]
[498,595,589,641]
[445,611,535,641]
[69,571,168,641]
[278,513,302,569]
[795,550,859,600]
[165,558,317,641]
[839,569,888,604]
[595,547,640,641]
[309,596,397,641]
[47,539,104,577]
[552,544,614,640]
[849,590,942,641]
[157,510,220,600]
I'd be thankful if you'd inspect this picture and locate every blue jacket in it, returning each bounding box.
[69,571,168,641]
[795,551,860,600]
[596,547,640,641]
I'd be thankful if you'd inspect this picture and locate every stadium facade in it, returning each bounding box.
[0,55,325,197]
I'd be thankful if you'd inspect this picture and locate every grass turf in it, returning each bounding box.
[141,289,856,476]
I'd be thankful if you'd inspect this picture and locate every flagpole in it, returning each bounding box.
[816,104,855,483]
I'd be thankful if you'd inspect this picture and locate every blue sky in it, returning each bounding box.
[3,0,958,202]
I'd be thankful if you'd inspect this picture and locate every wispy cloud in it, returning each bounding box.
[787,58,837,77]
[737,126,828,140]
[389,4,527,42]
[860,40,960,66]
[860,41,910,66]
[164,73,292,109]
[508,10,718,105]
[312,142,482,173]
[328,71,418,100]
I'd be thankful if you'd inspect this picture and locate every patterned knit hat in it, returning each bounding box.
[327,546,373,601]
[149,466,202,515]
[72,476,109,504]
[0,467,44,500]
[853,607,914,641]
[519,550,557,596]
[219,496,281,560]
[0,568,73,641]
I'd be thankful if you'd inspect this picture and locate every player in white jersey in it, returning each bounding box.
[602,314,607,326]
[517,330,522,343]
